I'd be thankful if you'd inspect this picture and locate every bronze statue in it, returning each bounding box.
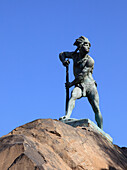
[59,36,103,129]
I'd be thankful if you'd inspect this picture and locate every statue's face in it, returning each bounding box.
[79,41,90,54]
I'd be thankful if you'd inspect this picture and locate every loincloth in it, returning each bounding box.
[75,80,97,97]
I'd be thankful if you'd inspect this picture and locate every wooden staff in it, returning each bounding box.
[65,48,79,114]
[65,59,69,114]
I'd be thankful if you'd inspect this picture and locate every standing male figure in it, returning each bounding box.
[59,36,103,129]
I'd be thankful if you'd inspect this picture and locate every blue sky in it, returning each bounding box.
[0,0,127,147]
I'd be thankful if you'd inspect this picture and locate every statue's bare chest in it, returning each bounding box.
[73,55,92,69]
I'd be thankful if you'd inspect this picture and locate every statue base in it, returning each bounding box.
[60,118,113,143]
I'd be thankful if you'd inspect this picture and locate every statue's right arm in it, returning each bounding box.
[59,52,73,66]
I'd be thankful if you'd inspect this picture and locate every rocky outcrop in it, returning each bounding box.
[0,119,127,170]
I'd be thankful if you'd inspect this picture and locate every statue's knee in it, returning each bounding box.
[71,92,77,99]
[71,88,82,99]
[95,107,100,114]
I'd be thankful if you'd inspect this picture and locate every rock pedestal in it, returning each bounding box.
[60,118,113,143]
[0,119,127,170]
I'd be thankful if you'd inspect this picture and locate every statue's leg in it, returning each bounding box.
[87,85,103,129]
[65,87,82,119]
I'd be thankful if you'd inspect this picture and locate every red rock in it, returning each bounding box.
[0,119,127,170]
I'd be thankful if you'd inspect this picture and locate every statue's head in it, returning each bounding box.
[73,36,91,54]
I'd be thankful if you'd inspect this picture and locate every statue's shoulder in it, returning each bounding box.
[88,55,94,62]
[87,55,94,66]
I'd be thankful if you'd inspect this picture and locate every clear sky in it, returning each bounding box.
[0,0,127,147]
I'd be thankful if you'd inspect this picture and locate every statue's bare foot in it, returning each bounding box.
[59,115,69,120]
